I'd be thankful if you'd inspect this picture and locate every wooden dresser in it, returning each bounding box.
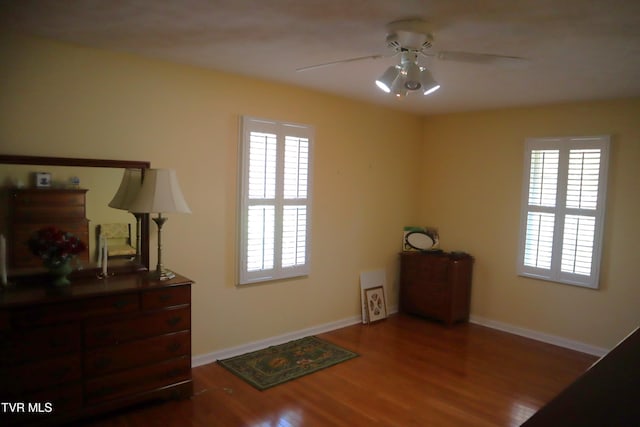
[0,273,193,426]
[8,188,90,268]
[399,251,473,325]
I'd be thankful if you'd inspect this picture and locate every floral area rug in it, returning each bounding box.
[217,336,359,390]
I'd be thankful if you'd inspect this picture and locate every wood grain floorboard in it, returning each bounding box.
[81,314,597,427]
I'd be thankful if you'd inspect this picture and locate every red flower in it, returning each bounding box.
[28,226,86,268]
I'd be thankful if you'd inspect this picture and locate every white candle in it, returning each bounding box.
[102,239,108,276]
[0,234,6,286]
[97,236,103,268]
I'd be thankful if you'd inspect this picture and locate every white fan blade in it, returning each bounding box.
[435,51,529,68]
[296,54,385,72]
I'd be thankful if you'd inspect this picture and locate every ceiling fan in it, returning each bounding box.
[296,18,528,97]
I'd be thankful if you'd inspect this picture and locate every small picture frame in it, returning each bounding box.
[364,286,387,323]
[34,172,52,188]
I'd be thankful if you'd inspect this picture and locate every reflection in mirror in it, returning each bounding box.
[107,169,143,263]
[0,156,150,279]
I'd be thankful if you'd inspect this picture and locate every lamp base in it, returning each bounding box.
[149,268,176,281]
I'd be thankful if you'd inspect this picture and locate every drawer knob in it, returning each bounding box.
[52,366,71,380]
[94,386,115,399]
[113,299,131,309]
[49,338,66,348]
[166,368,184,378]
[167,342,181,353]
[94,357,112,370]
[159,294,172,302]
[94,330,112,340]
[167,316,182,327]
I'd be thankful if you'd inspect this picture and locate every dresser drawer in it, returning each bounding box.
[12,294,139,328]
[0,310,9,330]
[142,285,190,310]
[85,356,191,405]
[85,306,191,348]
[0,353,82,395]
[404,282,447,314]
[85,330,190,377]
[418,257,449,283]
[0,323,81,363]
[13,205,87,221]
[12,190,86,207]
[13,222,89,237]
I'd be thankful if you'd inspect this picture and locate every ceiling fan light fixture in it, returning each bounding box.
[375,66,400,93]
[394,88,408,97]
[391,77,408,97]
[419,68,440,95]
[403,61,422,90]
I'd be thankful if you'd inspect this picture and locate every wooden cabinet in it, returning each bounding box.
[8,188,90,268]
[0,273,193,426]
[399,251,473,325]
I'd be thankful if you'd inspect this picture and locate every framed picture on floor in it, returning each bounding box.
[359,269,386,324]
[365,286,387,323]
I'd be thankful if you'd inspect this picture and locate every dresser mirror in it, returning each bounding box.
[0,155,150,280]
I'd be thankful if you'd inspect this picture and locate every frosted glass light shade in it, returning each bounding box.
[420,68,441,95]
[109,169,142,210]
[128,169,191,214]
[375,66,400,93]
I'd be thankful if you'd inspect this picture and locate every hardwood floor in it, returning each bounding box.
[82,314,597,427]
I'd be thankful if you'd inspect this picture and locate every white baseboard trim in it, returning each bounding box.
[470,315,609,357]
[192,315,363,367]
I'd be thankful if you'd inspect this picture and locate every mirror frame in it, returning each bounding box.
[0,154,151,277]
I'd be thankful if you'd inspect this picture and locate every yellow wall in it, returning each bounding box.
[421,99,640,348]
[0,34,423,356]
[2,33,637,353]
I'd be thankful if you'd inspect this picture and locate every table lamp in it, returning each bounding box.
[128,168,191,280]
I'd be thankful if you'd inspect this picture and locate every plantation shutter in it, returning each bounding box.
[518,136,609,288]
[523,149,559,270]
[239,117,313,284]
[282,135,309,268]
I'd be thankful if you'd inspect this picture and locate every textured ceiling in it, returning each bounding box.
[3,0,640,114]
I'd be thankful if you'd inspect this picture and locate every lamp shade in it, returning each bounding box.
[391,76,408,97]
[375,66,400,93]
[109,169,142,210]
[420,68,440,95]
[128,169,191,214]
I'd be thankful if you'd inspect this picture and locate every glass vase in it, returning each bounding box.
[49,260,73,286]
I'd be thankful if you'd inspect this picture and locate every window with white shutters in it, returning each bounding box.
[517,136,609,288]
[238,116,313,284]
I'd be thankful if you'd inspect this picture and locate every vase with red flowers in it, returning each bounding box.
[28,226,86,286]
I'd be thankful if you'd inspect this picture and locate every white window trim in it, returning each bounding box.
[238,116,314,285]
[517,135,610,289]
